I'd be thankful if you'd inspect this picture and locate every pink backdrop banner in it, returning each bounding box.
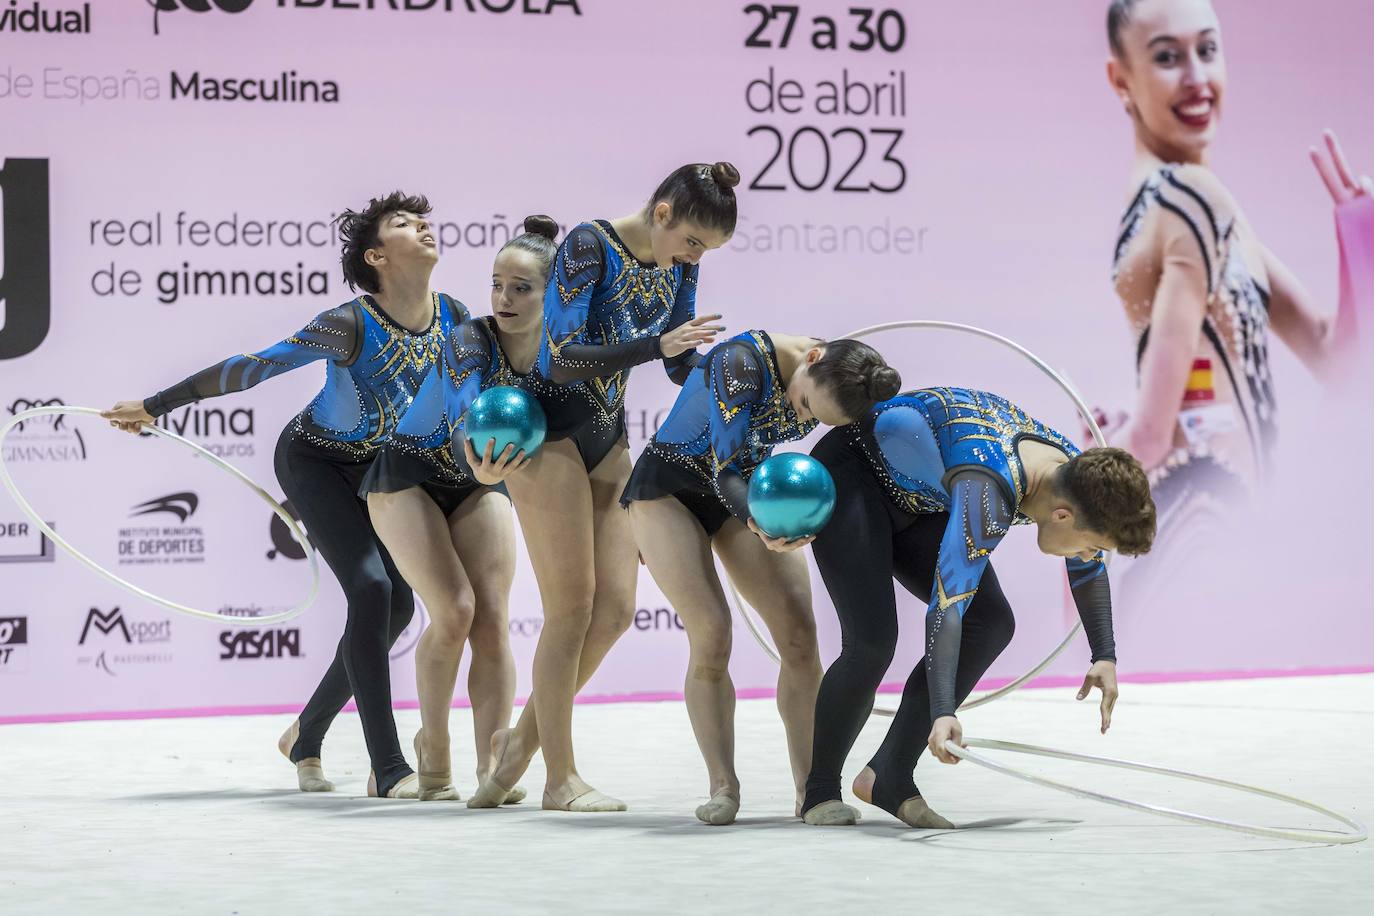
[2,0,1371,722]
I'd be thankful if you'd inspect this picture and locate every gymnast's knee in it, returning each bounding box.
[688,618,733,669]
[348,571,391,612]
[774,612,821,672]
[837,627,898,682]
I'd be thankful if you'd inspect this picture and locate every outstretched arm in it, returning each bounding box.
[103,303,362,431]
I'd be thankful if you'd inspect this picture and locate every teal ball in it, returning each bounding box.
[465,387,546,460]
[747,454,837,539]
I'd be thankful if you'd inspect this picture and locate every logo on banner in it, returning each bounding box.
[389,601,428,661]
[0,2,90,34]
[0,159,51,359]
[219,629,301,660]
[1,518,56,563]
[271,1,582,16]
[117,491,206,565]
[150,0,580,35]
[149,0,253,36]
[152,405,256,457]
[2,398,86,463]
[217,603,269,619]
[216,603,301,659]
[266,499,311,561]
[79,606,173,644]
[77,606,173,676]
[0,616,28,673]
[130,492,198,523]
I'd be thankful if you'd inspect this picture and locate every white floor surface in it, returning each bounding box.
[2,675,1371,915]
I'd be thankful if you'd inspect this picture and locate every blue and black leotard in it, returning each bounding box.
[360,316,535,512]
[849,388,1114,714]
[536,220,702,469]
[621,330,816,536]
[141,291,465,797]
[144,292,465,461]
[803,387,1116,817]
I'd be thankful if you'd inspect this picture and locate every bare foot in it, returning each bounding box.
[695,788,740,826]
[278,719,333,793]
[543,774,626,812]
[852,766,877,805]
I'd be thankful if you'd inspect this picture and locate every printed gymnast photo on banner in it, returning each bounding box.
[2,0,1372,913]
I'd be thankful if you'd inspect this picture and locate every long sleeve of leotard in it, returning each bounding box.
[1335,195,1374,348]
[540,225,663,384]
[706,340,765,522]
[1066,554,1117,664]
[143,302,362,417]
[662,263,702,386]
[925,471,1013,720]
[665,350,704,385]
[439,320,498,438]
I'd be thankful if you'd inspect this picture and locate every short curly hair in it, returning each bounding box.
[1055,447,1157,556]
[336,191,432,294]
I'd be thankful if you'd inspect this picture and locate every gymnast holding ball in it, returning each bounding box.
[621,330,899,825]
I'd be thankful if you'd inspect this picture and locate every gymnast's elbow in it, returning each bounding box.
[1125,420,1174,472]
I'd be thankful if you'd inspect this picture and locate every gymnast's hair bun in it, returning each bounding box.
[710,162,741,190]
[866,365,902,402]
[522,214,559,241]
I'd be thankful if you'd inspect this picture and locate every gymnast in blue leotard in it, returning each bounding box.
[470,162,737,814]
[622,329,900,824]
[801,388,1158,828]
[104,193,458,799]
[355,216,564,804]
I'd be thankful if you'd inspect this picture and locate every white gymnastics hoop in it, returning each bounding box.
[724,320,1108,715]
[0,405,320,626]
[946,737,1367,845]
